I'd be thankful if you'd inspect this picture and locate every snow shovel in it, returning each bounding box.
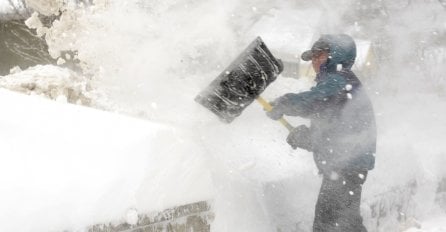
[195,37,293,131]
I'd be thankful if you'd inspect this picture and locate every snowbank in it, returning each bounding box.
[0,65,95,106]
[0,89,213,232]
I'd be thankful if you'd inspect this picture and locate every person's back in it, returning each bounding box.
[309,68,376,175]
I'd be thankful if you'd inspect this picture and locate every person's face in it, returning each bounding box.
[311,51,329,73]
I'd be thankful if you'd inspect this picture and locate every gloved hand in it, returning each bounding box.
[265,100,284,120]
[276,59,284,73]
[286,125,312,151]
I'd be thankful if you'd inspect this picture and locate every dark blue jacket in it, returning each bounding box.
[274,35,376,173]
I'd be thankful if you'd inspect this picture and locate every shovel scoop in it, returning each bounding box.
[195,37,293,131]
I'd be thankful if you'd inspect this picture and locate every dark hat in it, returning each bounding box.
[301,38,330,61]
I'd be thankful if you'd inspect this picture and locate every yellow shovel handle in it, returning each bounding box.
[256,96,293,131]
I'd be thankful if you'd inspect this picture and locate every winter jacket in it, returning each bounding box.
[272,34,376,174]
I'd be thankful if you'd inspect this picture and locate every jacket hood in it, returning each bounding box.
[319,34,357,72]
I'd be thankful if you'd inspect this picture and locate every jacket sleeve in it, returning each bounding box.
[274,75,348,118]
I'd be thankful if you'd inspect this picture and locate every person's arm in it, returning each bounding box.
[267,74,348,119]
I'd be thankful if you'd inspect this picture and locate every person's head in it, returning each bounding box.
[301,34,357,74]
[301,38,330,73]
[310,50,329,74]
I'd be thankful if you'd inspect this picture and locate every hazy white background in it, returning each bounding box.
[0,0,446,231]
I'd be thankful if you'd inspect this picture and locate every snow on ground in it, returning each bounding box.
[1,0,446,231]
[0,88,213,232]
[0,65,96,106]
[404,214,446,232]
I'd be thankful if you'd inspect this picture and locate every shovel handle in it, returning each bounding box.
[256,97,294,132]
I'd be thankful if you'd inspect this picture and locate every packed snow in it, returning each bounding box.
[0,88,214,231]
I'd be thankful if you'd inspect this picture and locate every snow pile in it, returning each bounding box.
[0,65,98,106]
[0,88,213,232]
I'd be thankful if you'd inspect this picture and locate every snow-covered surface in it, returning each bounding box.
[0,89,213,231]
[404,214,446,232]
[0,65,96,105]
[1,0,446,231]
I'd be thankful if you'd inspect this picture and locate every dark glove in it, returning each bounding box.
[276,59,284,73]
[265,100,284,120]
[286,125,312,151]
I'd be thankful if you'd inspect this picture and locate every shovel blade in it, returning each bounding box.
[195,37,283,123]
